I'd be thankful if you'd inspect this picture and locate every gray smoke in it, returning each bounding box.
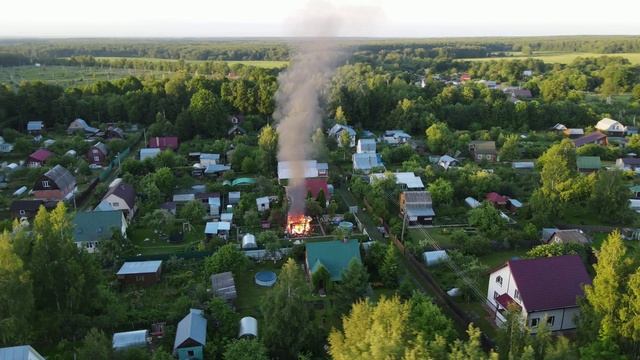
[275,35,341,213]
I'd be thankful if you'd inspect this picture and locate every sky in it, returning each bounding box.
[1,0,639,38]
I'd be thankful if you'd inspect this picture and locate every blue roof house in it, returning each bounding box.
[173,309,207,360]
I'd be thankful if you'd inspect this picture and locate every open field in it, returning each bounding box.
[0,65,169,87]
[95,56,288,68]
[460,51,640,64]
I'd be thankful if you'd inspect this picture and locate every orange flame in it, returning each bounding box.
[287,214,312,236]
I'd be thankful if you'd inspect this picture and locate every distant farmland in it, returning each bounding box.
[95,57,288,69]
[460,51,640,65]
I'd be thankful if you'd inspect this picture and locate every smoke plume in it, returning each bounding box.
[274,8,342,214]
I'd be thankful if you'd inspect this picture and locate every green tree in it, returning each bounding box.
[207,297,240,358]
[589,171,634,224]
[427,178,454,206]
[449,325,497,360]
[499,134,520,162]
[409,292,456,343]
[188,89,226,137]
[258,124,278,154]
[339,130,352,148]
[76,328,112,360]
[204,244,248,276]
[178,200,207,225]
[0,230,33,344]
[335,259,370,312]
[425,122,453,154]
[335,106,348,125]
[380,244,400,288]
[153,167,175,198]
[468,202,507,239]
[261,259,314,359]
[223,339,269,360]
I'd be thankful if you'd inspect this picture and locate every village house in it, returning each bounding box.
[10,199,54,219]
[227,114,246,137]
[543,229,590,245]
[616,157,640,171]
[438,155,459,170]
[573,131,608,148]
[328,124,357,147]
[0,345,45,360]
[352,152,384,174]
[33,165,76,201]
[73,210,127,253]
[576,156,601,173]
[0,136,14,153]
[174,309,207,360]
[503,87,533,101]
[26,121,44,135]
[486,255,591,333]
[277,160,328,183]
[356,138,376,153]
[116,260,162,286]
[95,179,137,220]
[27,148,53,167]
[486,192,509,207]
[563,128,584,139]
[205,221,231,239]
[400,191,435,226]
[148,136,179,151]
[67,118,99,135]
[305,239,362,285]
[369,172,425,190]
[106,126,125,139]
[550,123,567,132]
[285,178,331,207]
[468,140,497,162]
[87,142,109,165]
[595,117,626,137]
[382,130,411,145]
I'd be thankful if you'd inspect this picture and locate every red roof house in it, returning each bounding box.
[486,192,509,206]
[486,255,591,332]
[148,137,179,151]
[27,149,54,167]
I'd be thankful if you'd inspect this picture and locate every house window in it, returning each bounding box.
[112,202,119,207]
[547,316,555,326]
[531,318,539,327]
[514,289,521,301]
[495,276,503,286]
[187,350,195,357]
[493,291,499,299]
[42,180,50,188]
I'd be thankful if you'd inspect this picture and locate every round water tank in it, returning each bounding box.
[338,221,354,233]
[242,233,257,249]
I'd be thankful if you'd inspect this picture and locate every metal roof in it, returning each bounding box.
[43,165,76,190]
[204,164,231,174]
[305,239,361,281]
[117,261,162,276]
[577,156,601,170]
[406,205,435,217]
[139,148,161,160]
[27,121,43,131]
[353,153,383,170]
[112,330,149,350]
[204,221,231,234]
[0,345,45,360]
[173,309,207,352]
[73,210,124,244]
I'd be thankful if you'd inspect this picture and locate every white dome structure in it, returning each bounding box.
[242,233,257,249]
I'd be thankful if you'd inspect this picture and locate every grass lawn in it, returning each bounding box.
[460,51,640,65]
[95,57,288,68]
[129,225,204,256]
[0,65,167,88]
[408,227,461,249]
[235,260,283,317]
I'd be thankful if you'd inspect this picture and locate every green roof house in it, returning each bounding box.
[305,239,362,282]
[73,210,127,253]
[576,156,601,173]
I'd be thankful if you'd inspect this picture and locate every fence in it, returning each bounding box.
[391,235,495,351]
[123,250,213,262]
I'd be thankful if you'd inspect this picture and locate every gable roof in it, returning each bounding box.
[117,260,162,276]
[403,191,432,204]
[305,239,361,281]
[10,199,45,213]
[104,181,136,209]
[148,136,179,150]
[69,118,99,133]
[29,148,53,162]
[577,156,601,170]
[92,142,108,155]
[505,255,591,312]
[596,117,624,131]
[353,153,383,170]
[469,140,497,154]
[73,210,124,243]
[486,192,508,204]
[547,229,590,245]
[573,131,607,147]
[44,165,76,190]
[174,309,207,352]
[0,345,45,360]
[328,124,356,137]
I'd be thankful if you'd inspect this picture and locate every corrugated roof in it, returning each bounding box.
[44,165,76,190]
[305,239,361,281]
[573,131,607,147]
[403,191,432,204]
[505,255,591,312]
[469,140,497,154]
[547,230,590,245]
[0,345,45,360]
[174,309,207,352]
[73,210,124,244]
[577,156,601,170]
[29,148,53,162]
[353,153,383,170]
[117,261,162,275]
[148,136,179,150]
[104,181,136,209]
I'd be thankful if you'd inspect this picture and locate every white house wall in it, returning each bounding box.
[104,194,131,213]
[526,307,580,333]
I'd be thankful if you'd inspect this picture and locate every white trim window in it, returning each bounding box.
[496,276,503,287]
[531,318,539,327]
